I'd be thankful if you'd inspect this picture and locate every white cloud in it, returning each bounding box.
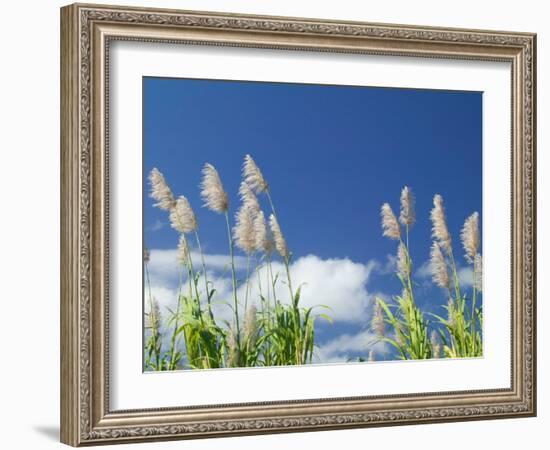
[148,248,379,323]
[144,248,390,364]
[242,254,377,323]
[147,248,247,288]
[147,219,164,232]
[415,259,432,280]
[314,330,389,363]
[146,284,177,312]
[457,266,474,288]
[377,253,397,275]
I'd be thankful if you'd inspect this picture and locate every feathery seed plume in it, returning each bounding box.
[474,253,483,292]
[238,181,260,216]
[399,186,416,227]
[430,241,450,289]
[397,242,408,279]
[148,168,175,211]
[243,154,268,193]
[381,203,401,240]
[372,301,385,337]
[461,212,480,263]
[395,322,406,347]
[253,210,273,254]
[431,330,441,358]
[169,195,197,234]
[227,326,240,368]
[233,205,256,254]
[176,234,190,266]
[447,298,456,328]
[147,297,161,333]
[269,214,288,259]
[430,194,452,254]
[200,163,229,213]
[244,304,258,348]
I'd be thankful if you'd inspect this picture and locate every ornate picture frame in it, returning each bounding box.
[60,3,536,446]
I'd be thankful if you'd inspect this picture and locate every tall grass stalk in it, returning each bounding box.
[428,198,482,358]
[224,210,241,348]
[373,188,432,360]
[193,230,214,320]
[144,157,329,371]
[371,188,483,362]
[144,249,166,370]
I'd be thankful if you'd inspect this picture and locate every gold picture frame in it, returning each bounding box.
[60,3,536,446]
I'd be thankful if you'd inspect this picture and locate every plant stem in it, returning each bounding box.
[194,230,214,320]
[144,258,157,368]
[169,267,185,369]
[224,210,241,347]
[448,249,462,302]
[266,190,277,218]
[266,189,298,359]
[471,256,478,354]
[244,254,251,313]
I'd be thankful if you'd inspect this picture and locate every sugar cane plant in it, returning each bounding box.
[370,187,483,360]
[144,155,331,370]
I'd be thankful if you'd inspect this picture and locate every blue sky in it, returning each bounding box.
[143,76,482,363]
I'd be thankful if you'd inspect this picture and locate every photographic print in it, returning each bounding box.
[142,77,483,371]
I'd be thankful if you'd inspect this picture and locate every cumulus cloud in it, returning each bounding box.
[415,260,432,280]
[148,248,378,323]
[376,253,397,275]
[146,219,165,232]
[144,248,389,363]
[147,248,247,288]
[457,266,474,288]
[242,254,378,323]
[314,330,389,363]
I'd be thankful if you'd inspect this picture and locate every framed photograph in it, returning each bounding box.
[60,3,537,446]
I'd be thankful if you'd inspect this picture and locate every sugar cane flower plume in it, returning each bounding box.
[399,186,416,227]
[372,300,385,337]
[147,297,161,333]
[395,321,406,347]
[238,180,260,216]
[243,154,268,194]
[381,203,401,240]
[176,234,190,266]
[169,195,197,234]
[431,330,441,358]
[430,194,452,254]
[447,298,456,327]
[430,241,450,289]
[254,210,273,255]
[234,204,256,254]
[227,326,240,368]
[269,213,288,259]
[244,304,258,347]
[149,167,175,211]
[200,163,229,213]
[397,242,408,279]
[461,212,479,263]
[474,254,483,292]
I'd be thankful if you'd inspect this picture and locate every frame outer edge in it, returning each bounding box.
[60,2,537,445]
[61,4,80,447]
[528,33,536,416]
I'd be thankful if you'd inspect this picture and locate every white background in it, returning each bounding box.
[111,42,511,409]
[0,0,546,449]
